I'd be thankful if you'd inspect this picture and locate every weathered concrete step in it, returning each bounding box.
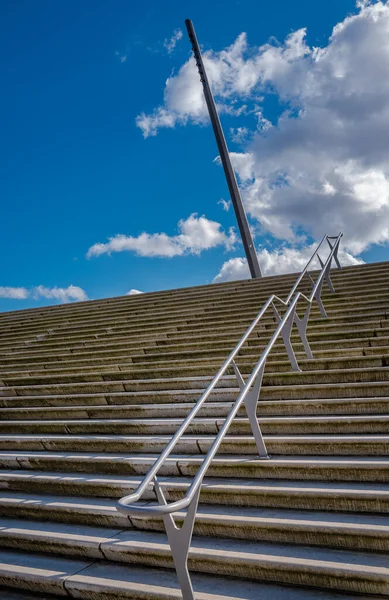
[0,262,385,327]
[0,339,379,371]
[1,278,386,335]
[1,267,385,329]
[0,292,365,340]
[1,291,387,345]
[0,303,387,349]
[0,260,386,325]
[1,415,388,437]
[0,549,377,599]
[0,364,389,396]
[3,319,387,359]
[1,451,388,480]
[3,379,389,402]
[2,500,389,554]
[3,492,389,552]
[2,342,385,374]
[2,469,389,513]
[4,331,385,366]
[2,311,386,351]
[0,352,386,380]
[0,522,387,596]
[1,433,388,456]
[0,299,386,347]
[2,395,389,419]
[2,367,389,396]
[3,319,386,359]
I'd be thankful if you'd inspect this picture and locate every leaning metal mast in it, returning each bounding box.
[185,19,262,279]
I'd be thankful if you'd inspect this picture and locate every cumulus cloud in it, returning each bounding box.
[0,287,29,299]
[0,285,88,304]
[32,285,89,303]
[86,213,236,258]
[137,1,389,261]
[213,245,363,283]
[164,29,183,54]
[126,289,144,295]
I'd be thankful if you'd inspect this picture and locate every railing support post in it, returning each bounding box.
[154,477,200,600]
[294,305,314,360]
[232,360,269,458]
[272,304,300,371]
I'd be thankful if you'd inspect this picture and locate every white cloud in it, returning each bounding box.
[163,29,183,54]
[218,198,231,211]
[213,245,363,283]
[126,289,144,295]
[0,287,29,300]
[32,285,88,303]
[230,126,249,143]
[0,285,88,304]
[136,30,309,138]
[137,1,389,259]
[86,213,236,258]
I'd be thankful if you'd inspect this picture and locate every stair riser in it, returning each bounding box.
[2,311,388,350]
[1,455,388,480]
[0,419,387,436]
[0,435,387,455]
[0,264,387,326]
[5,331,388,364]
[0,513,387,558]
[1,266,386,330]
[1,476,388,514]
[0,355,385,379]
[2,368,389,396]
[3,381,389,401]
[0,303,386,347]
[2,397,388,419]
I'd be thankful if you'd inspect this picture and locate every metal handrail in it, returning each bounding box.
[116,232,342,599]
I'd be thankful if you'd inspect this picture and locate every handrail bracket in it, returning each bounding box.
[154,477,200,600]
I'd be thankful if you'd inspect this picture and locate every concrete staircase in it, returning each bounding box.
[0,261,388,599]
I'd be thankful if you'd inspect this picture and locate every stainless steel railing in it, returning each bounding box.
[117,232,342,599]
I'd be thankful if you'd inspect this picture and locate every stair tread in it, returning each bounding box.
[0,517,388,571]
[2,493,389,530]
[0,550,378,599]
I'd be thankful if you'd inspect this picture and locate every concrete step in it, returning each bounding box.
[2,319,387,358]
[0,522,388,596]
[0,262,385,327]
[3,318,388,360]
[1,451,388,480]
[1,433,388,456]
[2,469,389,512]
[0,549,378,599]
[2,492,389,552]
[2,362,389,388]
[2,395,389,418]
[1,303,386,349]
[0,351,387,379]
[1,292,387,347]
[2,499,389,552]
[3,368,389,398]
[1,267,384,330]
[0,414,388,437]
[0,340,379,370]
[3,332,385,366]
[0,299,386,348]
[2,379,389,404]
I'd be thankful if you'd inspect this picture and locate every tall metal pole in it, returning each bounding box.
[185,19,262,279]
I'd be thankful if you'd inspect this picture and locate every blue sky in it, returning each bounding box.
[1,0,388,311]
